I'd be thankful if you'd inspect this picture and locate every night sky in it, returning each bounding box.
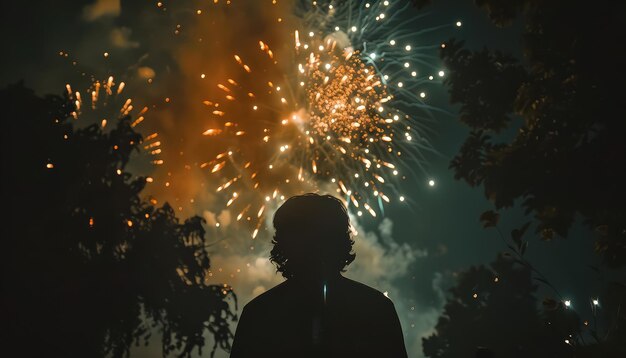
[2,1,603,357]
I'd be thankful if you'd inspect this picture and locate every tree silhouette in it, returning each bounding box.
[1,83,236,357]
[423,254,582,358]
[432,0,626,356]
[441,0,626,268]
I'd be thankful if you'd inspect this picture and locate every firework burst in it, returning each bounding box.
[196,0,452,237]
[64,75,165,170]
[55,1,453,236]
[51,1,457,237]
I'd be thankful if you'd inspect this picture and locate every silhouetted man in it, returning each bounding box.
[230,194,408,358]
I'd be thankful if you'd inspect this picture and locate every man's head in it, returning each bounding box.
[270,193,355,279]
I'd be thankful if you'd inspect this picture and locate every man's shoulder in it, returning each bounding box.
[242,280,290,312]
[242,276,393,313]
[338,276,391,303]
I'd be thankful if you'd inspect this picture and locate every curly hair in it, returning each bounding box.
[270,193,356,279]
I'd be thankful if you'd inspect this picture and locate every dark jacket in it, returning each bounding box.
[230,275,408,358]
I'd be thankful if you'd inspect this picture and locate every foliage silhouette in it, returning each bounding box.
[1,83,236,357]
[423,254,583,358]
[441,0,626,268]
[424,252,626,357]
[432,0,626,356]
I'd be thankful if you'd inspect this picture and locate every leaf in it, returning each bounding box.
[542,297,559,311]
[511,234,522,250]
[479,210,500,228]
[520,241,529,256]
[534,276,551,286]
[594,225,609,236]
[540,228,555,241]
[513,258,530,268]
[511,222,531,249]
